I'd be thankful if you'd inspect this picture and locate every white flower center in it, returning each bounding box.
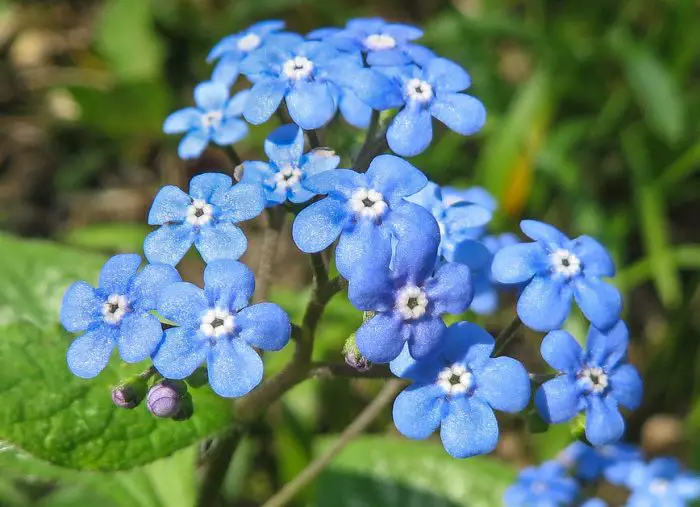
[649,479,670,495]
[395,285,429,320]
[273,164,303,190]
[201,110,223,129]
[579,366,609,394]
[199,308,235,338]
[186,199,214,226]
[438,364,474,396]
[406,78,433,102]
[237,33,261,52]
[550,248,581,277]
[349,188,388,221]
[283,56,314,80]
[102,294,129,325]
[364,33,396,51]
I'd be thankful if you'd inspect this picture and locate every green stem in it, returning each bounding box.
[306,129,322,149]
[254,207,286,303]
[309,362,394,379]
[353,110,387,173]
[493,316,522,357]
[195,426,245,507]
[225,145,242,167]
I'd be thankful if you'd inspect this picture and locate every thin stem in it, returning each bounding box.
[276,102,293,124]
[306,129,322,149]
[254,207,286,303]
[354,135,388,173]
[309,362,394,379]
[261,380,404,507]
[309,253,328,286]
[493,316,522,357]
[224,145,242,167]
[195,426,245,507]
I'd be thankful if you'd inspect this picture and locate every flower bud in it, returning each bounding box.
[343,334,372,373]
[172,393,194,422]
[147,380,186,418]
[111,375,148,409]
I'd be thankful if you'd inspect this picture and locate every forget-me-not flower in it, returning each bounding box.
[535,321,643,446]
[163,81,250,160]
[292,154,439,279]
[622,458,700,507]
[558,441,643,482]
[241,124,339,206]
[468,233,520,315]
[144,173,265,266]
[391,322,530,458]
[61,254,180,378]
[153,260,291,398]
[503,462,579,507]
[491,219,622,332]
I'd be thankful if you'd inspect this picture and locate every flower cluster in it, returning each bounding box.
[505,442,700,507]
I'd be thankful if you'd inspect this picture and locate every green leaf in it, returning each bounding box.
[0,234,232,470]
[315,436,516,507]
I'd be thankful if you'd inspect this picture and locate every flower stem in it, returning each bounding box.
[260,380,404,507]
[195,426,245,507]
[306,129,322,149]
[493,316,522,357]
[354,111,388,173]
[309,362,394,379]
[225,145,242,167]
[254,207,286,303]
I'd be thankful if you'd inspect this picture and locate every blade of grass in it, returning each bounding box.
[617,245,700,291]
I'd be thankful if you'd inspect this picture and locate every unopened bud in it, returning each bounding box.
[147,380,186,418]
[112,375,148,409]
[343,334,372,372]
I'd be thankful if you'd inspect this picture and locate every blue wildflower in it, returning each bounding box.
[581,500,608,507]
[558,441,642,482]
[292,154,438,279]
[60,254,180,378]
[349,238,473,362]
[603,444,646,485]
[144,173,265,266]
[163,81,250,160]
[622,458,700,507]
[241,124,339,206]
[504,462,579,507]
[491,219,622,332]
[535,321,643,446]
[153,260,291,398]
[391,322,529,458]
[469,233,520,315]
[442,185,498,211]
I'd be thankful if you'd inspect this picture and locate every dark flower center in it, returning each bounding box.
[448,373,462,386]
[361,197,375,207]
[407,297,420,309]
[561,257,571,267]
[107,302,119,314]
[211,317,225,328]
[194,208,205,218]
[414,84,426,94]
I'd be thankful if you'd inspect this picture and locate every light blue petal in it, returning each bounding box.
[207,34,241,62]
[264,123,304,164]
[195,223,248,263]
[147,185,190,225]
[425,262,473,315]
[163,108,201,134]
[520,219,569,248]
[387,107,433,157]
[128,263,181,311]
[389,343,443,382]
[430,93,486,136]
[441,322,495,369]
[388,201,441,283]
[585,396,625,446]
[215,182,266,222]
[443,202,492,231]
[157,282,208,328]
[573,277,622,331]
[491,242,545,284]
[335,221,392,280]
[610,364,643,410]
[406,316,447,360]
[244,79,287,125]
[306,27,341,40]
[676,476,700,499]
[337,67,403,110]
[339,88,372,128]
[60,281,101,333]
[189,172,233,202]
[66,325,116,379]
[382,23,423,42]
[117,312,163,363]
[203,260,254,311]
[355,313,406,363]
[194,81,229,111]
[347,263,394,311]
[212,119,248,145]
[392,384,445,439]
[153,327,207,379]
[286,81,336,130]
[288,187,315,204]
[207,339,263,397]
[450,239,492,269]
[241,161,275,187]
[301,149,340,177]
[211,56,240,87]
[292,197,346,253]
[249,19,286,35]
[517,275,573,332]
[541,330,583,372]
[225,89,251,117]
[403,44,436,66]
[440,397,499,458]
[474,356,530,412]
[470,286,498,315]
[367,48,411,66]
[178,130,209,159]
[535,376,582,423]
[143,224,196,266]
[302,169,364,197]
[365,154,427,199]
[586,321,630,370]
[570,235,616,277]
[99,254,141,294]
[425,58,471,93]
[236,303,291,351]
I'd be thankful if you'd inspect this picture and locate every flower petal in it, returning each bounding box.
[573,277,622,331]
[66,326,116,379]
[178,130,209,159]
[163,108,201,134]
[474,356,530,412]
[491,242,546,284]
[387,107,433,157]
[586,321,630,370]
[244,79,287,125]
[292,197,346,253]
[194,81,229,111]
[225,89,251,117]
[440,397,499,458]
[203,260,254,311]
[517,275,573,332]
[585,396,625,446]
[610,364,643,410]
[339,67,403,110]
[153,327,207,379]
[189,173,233,202]
[392,384,445,439]
[212,118,248,145]
[441,322,495,369]
[215,182,266,223]
[207,339,263,397]
[211,56,240,87]
[195,223,248,263]
[355,313,406,363]
[541,330,583,372]
[367,48,411,66]
[302,149,341,177]
[406,316,447,360]
[99,254,142,295]
[425,262,473,315]
[338,88,372,128]
[302,168,364,197]
[236,303,291,351]
[389,342,443,381]
[335,221,392,280]
[388,201,441,283]
[365,154,427,199]
[520,219,569,248]
[425,58,471,93]
[157,282,208,328]
[535,375,582,423]
[60,281,101,333]
[118,312,163,363]
[147,185,191,225]
[128,263,181,311]
[286,81,336,130]
[144,224,196,266]
[347,263,394,311]
[570,235,615,277]
[264,123,304,164]
[430,93,486,136]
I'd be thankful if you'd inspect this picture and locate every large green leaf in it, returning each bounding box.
[315,436,515,507]
[0,234,232,470]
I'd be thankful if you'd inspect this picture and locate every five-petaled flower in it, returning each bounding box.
[491,219,622,332]
[163,81,250,160]
[557,441,642,482]
[535,321,643,446]
[503,462,580,507]
[292,154,439,279]
[619,458,700,507]
[242,123,339,206]
[153,260,291,397]
[390,322,530,458]
[144,173,265,266]
[60,254,180,378]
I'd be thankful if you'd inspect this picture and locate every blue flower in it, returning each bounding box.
[391,322,530,458]
[153,260,291,397]
[557,441,643,483]
[491,219,622,332]
[60,254,180,378]
[504,462,579,507]
[469,233,520,315]
[349,240,473,362]
[240,39,355,129]
[622,458,700,507]
[602,444,646,485]
[292,154,438,279]
[535,321,643,446]
[241,124,339,206]
[442,185,498,211]
[144,173,265,266]
[581,499,608,507]
[163,81,250,160]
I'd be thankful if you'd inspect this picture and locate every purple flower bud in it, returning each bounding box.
[111,375,148,409]
[343,334,372,373]
[147,380,185,418]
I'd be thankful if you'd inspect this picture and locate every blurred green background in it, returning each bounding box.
[1,0,699,506]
